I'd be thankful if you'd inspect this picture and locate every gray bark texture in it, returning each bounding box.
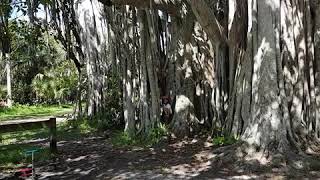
[145,10,161,129]
[45,0,320,153]
[5,53,12,107]
[243,0,287,150]
[138,10,151,136]
[76,0,108,117]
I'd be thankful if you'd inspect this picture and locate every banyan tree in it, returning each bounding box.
[10,0,320,166]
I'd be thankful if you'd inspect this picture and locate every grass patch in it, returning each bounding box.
[63,118,98,135]
[0,104,73,121]
[1,129,49,145]
[0,119,97,169]
[111,124,168,148]
[0,144,51,170]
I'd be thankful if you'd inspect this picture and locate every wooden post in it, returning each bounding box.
[49,118,57,154]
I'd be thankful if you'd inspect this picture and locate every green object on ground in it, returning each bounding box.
[25,148,40,156]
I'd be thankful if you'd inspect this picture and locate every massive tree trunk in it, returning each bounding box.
[312,0,320,139]
[241,0,288,151]
[223,0,320,155]
[170,4,218,137]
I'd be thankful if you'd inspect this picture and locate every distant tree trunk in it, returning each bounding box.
[5,53,12,107]
[0,2,12,107]
[26,0,36,24]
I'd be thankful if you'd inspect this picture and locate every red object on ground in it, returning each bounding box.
[18,168,32,177]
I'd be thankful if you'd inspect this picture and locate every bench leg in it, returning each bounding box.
[49,118,57,154]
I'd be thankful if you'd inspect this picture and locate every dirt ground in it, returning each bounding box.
[2,134,320,180]
[13,137,320,179]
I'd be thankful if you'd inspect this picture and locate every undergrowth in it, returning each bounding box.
[0,118,96,169]
[111,124,168,148]
[212,135,238,146]
[0,145,51,170]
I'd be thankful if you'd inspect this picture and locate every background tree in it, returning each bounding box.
[0,0,13,107]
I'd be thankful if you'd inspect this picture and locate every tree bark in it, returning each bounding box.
[99,0,227,45]
[145,10,161,129]
[188,0,228,46]
[138,10,151,135]
[121,7,136,136]
[5,53,12,107]
[169,6,201,137]
[312,0,320,138]
[240,0,288,151]
[76,0,108,117]
[99,0,180,14]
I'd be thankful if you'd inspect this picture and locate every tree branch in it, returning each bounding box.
[187,0,228,45]
[98,0,228,44]
[98,0,179,14]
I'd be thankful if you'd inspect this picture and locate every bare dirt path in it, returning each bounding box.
[31,136,320,180]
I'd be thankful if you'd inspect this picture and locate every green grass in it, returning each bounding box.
[0,119,97,170]
[0,144,51,170]
[111,124,169,148]
[0,119,169,170]
[0,104,73,121]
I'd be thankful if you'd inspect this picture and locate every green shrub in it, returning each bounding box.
[65,118,97,134]
[148,124,168,144]
[31,60,78,104]
[111,124,169,148]
[111,131,137,147]
[212,135,237,146]
[103,73,123,128]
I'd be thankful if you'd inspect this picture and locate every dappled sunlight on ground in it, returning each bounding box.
[2,135,320,179]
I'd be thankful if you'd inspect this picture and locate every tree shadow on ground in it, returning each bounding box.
[27,135,320,180]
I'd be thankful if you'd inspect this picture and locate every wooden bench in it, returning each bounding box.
[0,118,57,154]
